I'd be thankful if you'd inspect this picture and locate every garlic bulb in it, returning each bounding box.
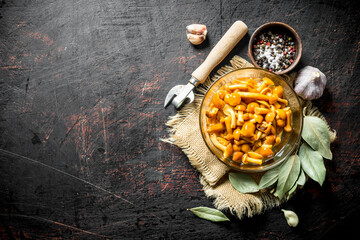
[281,209,299,227]
[294,66,327,100]
[186,24,207,45]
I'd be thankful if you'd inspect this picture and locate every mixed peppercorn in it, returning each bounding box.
[252,31,296,72]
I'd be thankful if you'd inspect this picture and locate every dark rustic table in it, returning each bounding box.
[1,0,359,239]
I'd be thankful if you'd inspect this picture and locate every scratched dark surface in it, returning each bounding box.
[0,0,359,239]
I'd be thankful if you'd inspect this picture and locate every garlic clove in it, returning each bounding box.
[281,209,299,227]
[187,33,206,45]
[186,24,207,45]
[186,24,207,35]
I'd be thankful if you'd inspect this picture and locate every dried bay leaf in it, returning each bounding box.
[286,169,306,200]
[286,182,298,200]
[259,164,281,189]
[302,116,332,160]
[297,169,306,186]
[299,142,326,186]
[188,207,230,222]
[274,155,301,200]
[229,172,259,193]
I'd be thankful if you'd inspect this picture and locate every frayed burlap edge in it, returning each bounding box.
[163,97,223,185]
[163,55,336,219]
[200,176,282,219]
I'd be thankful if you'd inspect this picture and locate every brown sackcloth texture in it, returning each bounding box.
[164,56,336,219]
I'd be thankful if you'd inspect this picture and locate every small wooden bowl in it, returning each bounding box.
[248,22,302,75]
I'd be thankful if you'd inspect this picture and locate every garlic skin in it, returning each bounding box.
[294,66,327,100]
[281,209,299,227]
[187,24,207,35]
[187,33,206,45]
[186,24,207,45]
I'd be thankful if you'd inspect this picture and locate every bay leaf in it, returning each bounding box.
[188,207,230,222]
[229,172,259,194]
[286,169,305,200]
[259,164,281,189]
[302,116,332,160]
[286,182,298,201]
[297,169,306,186]
[274,155,301,200]
[299,142,326,186]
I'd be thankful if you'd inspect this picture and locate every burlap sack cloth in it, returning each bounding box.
[164,56,336,219]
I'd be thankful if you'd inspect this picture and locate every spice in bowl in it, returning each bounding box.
[253,31,296,72]
[248,22,302,75]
